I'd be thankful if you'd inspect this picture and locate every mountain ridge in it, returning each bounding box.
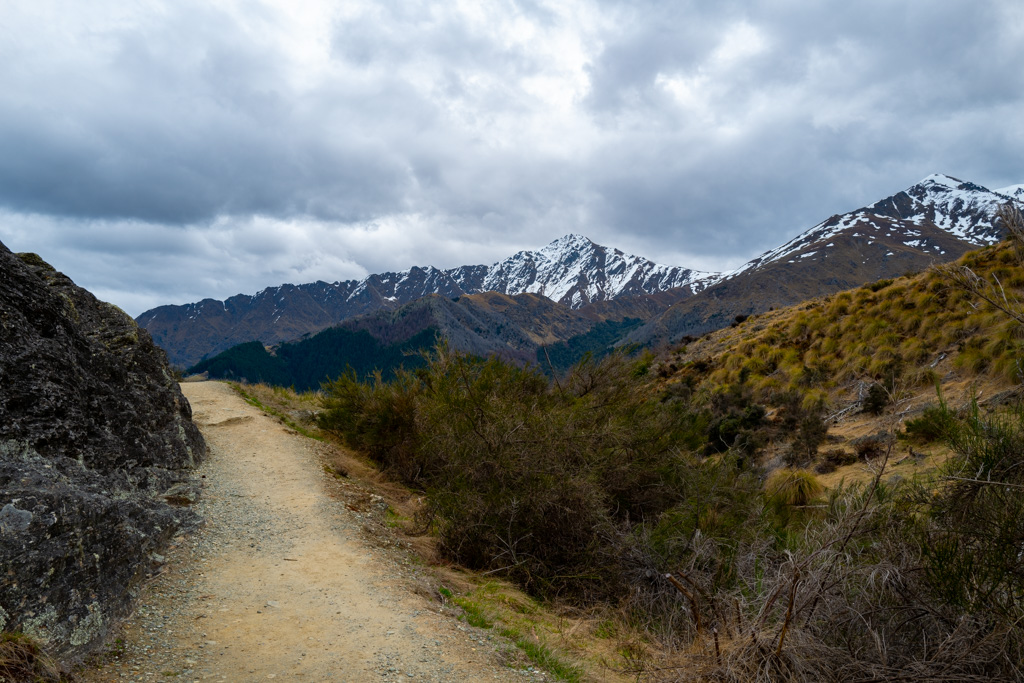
[139,235,709,367]
[139,174,1021,367]
[623,174,1023,348]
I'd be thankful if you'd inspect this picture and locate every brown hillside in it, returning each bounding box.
[629,216,978,349]
[653,240,1024,479]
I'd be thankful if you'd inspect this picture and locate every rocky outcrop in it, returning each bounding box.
[0,243,205,665]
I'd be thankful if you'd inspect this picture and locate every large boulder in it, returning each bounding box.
[0,242,205,665]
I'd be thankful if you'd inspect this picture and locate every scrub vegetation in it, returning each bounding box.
[315,210,1024,681]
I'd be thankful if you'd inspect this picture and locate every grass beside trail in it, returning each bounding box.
[439,581,628,683]
[229,382,324,441]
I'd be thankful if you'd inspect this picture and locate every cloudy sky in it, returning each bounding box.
[1,0,1022,316]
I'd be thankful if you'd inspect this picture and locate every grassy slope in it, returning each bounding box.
[652,241,1024,481]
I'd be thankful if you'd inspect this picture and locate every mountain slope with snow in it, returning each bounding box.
[626,174,1024,348]
[472,233,713,307]
[138,173,1022,367]
[139,236,708,367]
[715,174,1013,282]
[997,184,1024,201]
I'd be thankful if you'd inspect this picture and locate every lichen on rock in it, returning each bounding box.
[0,240,205,667]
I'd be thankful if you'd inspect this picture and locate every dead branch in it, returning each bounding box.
[665,573,702,634]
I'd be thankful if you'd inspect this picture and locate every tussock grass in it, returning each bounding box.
[669,241,1024,411]
[764,469,824,508]
[0,632,62,683]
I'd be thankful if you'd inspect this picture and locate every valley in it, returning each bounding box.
[79,228,1024,681]
[141,174,1023,389]
[300,213,1024,681]
[7,4,1024,681]
[4,177,1024,682]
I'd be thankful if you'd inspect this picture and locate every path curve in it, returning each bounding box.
[81,381,530,682]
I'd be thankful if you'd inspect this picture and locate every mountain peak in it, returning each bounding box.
[918,173,968,189]
[139,173,1023,368]
[721,172,1022,280]
[539,233,596,255]
[997,184,1024,200]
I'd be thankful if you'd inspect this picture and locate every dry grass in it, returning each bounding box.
[662,243,1024,401]
[0,632,62,683]
[764,469,824,507]
[654,241,1024,485]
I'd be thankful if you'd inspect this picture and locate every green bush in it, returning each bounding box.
[785,413,828,466]
[318,368,427,484]
[903,401,958,443]
[319,343,706,600]
[923,402,1024,619]
[862,382,889,415]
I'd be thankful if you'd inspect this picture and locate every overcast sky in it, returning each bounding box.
[1,0,1022,316]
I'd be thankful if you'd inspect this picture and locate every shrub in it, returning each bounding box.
[320,344,705,601]
[785,414,828,466]
[904,401,957,443]
[862,382,889,415]
[854,436,887,460]
[318,368,427,484]
[865,278,894,292]
[814,448,857,474]
[705,403,766,456]
[922,402,1024,623]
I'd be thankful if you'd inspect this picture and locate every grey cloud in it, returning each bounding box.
[1,0,1023,313]
[574,0,1024,256]
[331,1,545,77]
[0,2,420,223]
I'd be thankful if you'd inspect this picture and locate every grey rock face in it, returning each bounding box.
[0,242,205,665]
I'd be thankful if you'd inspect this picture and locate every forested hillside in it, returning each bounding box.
[536,317,644,373]
[188,327,439,391]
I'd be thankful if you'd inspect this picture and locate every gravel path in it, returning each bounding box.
[79,381,539,682]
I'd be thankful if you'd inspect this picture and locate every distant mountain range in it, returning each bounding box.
[139,234,709,367]
[139,174,1023,369]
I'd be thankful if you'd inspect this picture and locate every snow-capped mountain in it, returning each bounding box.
[138,173,1022,367]
[345,234,712,307]
[997,183,1024,202]
[627,174,1024,348]
[471,234,713,306]
[718,174,1017,281]
[138,236,709,367]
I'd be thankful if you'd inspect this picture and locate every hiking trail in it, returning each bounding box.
[80,381,535,682]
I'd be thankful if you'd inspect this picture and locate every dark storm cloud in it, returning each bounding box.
[0,0,1022,313]
[575,0,1024,259]
[0,1,420,224]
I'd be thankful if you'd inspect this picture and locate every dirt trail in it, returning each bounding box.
[81,381,530,682]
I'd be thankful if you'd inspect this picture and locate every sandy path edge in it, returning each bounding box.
[77,381,539,682]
